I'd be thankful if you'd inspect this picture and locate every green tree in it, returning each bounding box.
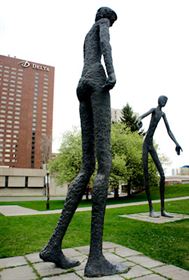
[110,123,158,196]
[120,103,139,132]
[49,124,158,196]
[48,129,82,185]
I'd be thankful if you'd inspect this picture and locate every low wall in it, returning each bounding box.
[165,175,189,185]
[0,167,68,197]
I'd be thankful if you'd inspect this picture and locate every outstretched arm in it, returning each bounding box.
[162,113,183,155]
[140,108,155,120]
[137,108,154,129]
[99,18,116,90]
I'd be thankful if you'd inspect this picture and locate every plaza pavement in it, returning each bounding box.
[0,242,189,280]
[0,196,188,216]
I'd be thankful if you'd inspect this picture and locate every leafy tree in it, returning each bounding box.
[49,124,158,196]
[120,103,139,132]
[48,129,82,185]
[110,123,158,196]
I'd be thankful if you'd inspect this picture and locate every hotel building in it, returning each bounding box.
[0,55,54,169]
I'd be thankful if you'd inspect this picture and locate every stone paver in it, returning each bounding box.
[75,245,90,255]
[104,251,126,263]
[0,242,189,280]
[127,255,164,268]
[102,242,122,249]
[153,264,189,280]
[0,265,36,280]
[0,255,27,269]
[63,247,84,257]
[42,272,81,279]
[115,246,142,258]
[32,262,66,277]
[120,212,189,224]
[76,269,125,279]
[25,252,43,263]
[121,264,152,279]
[134,274,167,279]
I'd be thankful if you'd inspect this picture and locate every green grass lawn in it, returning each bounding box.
[0,183,188,211]
[0,199,188,271]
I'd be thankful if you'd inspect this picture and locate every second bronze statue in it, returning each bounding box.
[138,95,182,218]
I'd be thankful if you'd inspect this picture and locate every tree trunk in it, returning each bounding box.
[114,187,119,199]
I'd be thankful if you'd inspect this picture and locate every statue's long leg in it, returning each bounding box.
[150,148,165,209]
[40,99,95,268]
[85,89,128,277]
[143,144,157,217]
[150,148,173,217]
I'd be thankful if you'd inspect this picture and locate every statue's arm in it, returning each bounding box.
[140,108,154,120]
[99,18,116,90]
[137,108,154,128]
[163,113,183,155]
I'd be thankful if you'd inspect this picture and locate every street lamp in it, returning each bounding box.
[45,172,50,210]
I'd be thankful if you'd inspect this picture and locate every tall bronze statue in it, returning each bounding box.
[138,96,182,218]
[40,7,128,277]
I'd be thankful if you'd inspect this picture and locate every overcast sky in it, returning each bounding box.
[1,0,189,175]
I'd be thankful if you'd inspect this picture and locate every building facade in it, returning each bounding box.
[0,55,54,169]
[111,108,122,123]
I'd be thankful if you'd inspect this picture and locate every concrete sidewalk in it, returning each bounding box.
[0,242,189,280]
[0,196,189,216]
[0,196,66,202]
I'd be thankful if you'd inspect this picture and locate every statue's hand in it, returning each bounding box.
[137,118,143,129]
[103,73,116,91]
[175,145,183,155]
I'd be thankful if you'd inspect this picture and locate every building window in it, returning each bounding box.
[25,176,28,188]
[31,131,36,168]
[14,125,19,129]
[5,176,9,187]
[5,154,10,158]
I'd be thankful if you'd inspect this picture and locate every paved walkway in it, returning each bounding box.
[0,196,189,216]
[0,196,66,202]
[0,242,189,280]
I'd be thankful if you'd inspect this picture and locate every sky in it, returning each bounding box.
[1,0,189,175]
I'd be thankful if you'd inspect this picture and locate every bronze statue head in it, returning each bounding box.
[95,7,117,26]
[158,95,168,107]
